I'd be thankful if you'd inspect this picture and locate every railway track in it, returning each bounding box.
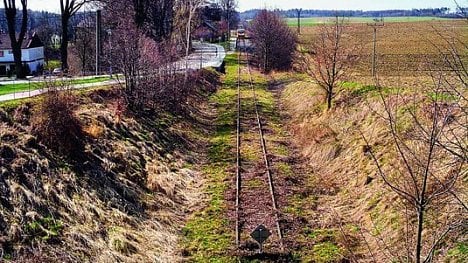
[235,39,283,252]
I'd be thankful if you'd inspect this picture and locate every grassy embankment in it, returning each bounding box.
[276,70,466,262]
[0,76,112,96]
[0,71,219,262]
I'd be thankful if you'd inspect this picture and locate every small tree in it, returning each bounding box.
[2,0,28,79]
[363,76,466,262]
[73,18,96,75]
[36,13,59,64]
[182,0,207,62]
[250,10,297,73]
[300,16,358,110]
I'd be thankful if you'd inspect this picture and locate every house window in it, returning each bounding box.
[8,50,13,54]
[0,51,4,57]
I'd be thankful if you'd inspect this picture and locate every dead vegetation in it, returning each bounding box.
[31,85,83,158]
[0,70,219,262]
[280,73,467,261]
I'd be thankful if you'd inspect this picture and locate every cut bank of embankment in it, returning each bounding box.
[0,71,219,262]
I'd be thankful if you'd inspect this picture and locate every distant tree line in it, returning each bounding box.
[0,9,87,34]
[241,7,461,20]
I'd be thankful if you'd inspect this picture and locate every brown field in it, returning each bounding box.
[299,20,467,77]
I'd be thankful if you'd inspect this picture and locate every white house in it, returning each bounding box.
[0,32,45,76]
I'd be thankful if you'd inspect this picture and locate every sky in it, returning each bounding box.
[27,0,96,13]
[25,0,463,13]
[237,0,461,12]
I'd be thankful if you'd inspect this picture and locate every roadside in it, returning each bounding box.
[0,42,226,102]
[0,77,118,102]
[0,69,221,262]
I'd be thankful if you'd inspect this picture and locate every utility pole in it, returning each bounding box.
[367,18,384,77]
[296,9,303,34]
[95,9,102,76]
[107,29,112,77]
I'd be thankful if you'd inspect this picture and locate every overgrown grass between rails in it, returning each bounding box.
[181,54,238,262]
[0,76,112,96]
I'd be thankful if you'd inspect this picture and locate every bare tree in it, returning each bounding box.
[300,17,358,110]
[2,0,28,79]
[250,9,297,73]
[72,18,95,75]
[427,23,468,163]
[60,0,91,71]
[363,76,466,262]
[36,12,59,65]
[218,0,236,41]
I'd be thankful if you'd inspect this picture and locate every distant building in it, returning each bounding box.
[0,32,45,76]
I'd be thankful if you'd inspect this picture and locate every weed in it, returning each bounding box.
[276,162,293,177]
[447,242,468,262]
[312,242,344,263]
[25,216,63,242]
[244,178,264,188]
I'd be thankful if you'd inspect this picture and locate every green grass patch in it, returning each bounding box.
[341,81,402,98]
[244,178,263,188]
[286,16,457,27]
[45,60,61,71]
[25,216,63,241]
[427,91,459,102]
[0,96,38,111]
[181,53,238,262]
[277,162,293,177]
[0,76,112,96]
[447,242,468,262]
[311,242,344,263]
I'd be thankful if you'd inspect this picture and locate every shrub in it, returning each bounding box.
[31,86,83,157]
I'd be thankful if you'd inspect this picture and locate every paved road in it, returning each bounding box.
[0,42,226,102]
[0,79,120,102]
[174,41,226,70]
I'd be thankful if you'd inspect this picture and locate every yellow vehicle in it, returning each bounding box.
[237,28,246,39]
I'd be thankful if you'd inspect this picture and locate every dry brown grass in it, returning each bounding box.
[83,121,105,139]
[31,89,84,157]
[280,76,466,262]
[0,70,217,262]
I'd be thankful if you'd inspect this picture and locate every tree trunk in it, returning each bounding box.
[61,16,70,70]
[416,205,424,263]
[12,45,24,78]
[4,2,28,79]
[327,91,333,109]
